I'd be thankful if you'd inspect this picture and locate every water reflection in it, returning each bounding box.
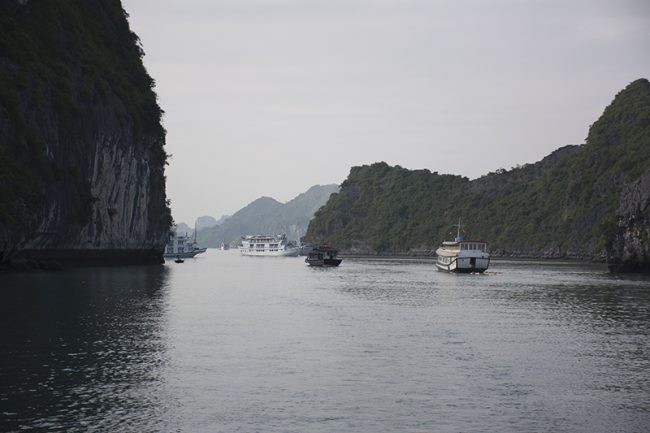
[2,254,650,432]
[0,265,171,432]
[332,257,442,306]
[316,257,650,433]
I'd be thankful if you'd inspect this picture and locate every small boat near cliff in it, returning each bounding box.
[435,220,490,273]
[305,246,342,267]
[164,230,207,258]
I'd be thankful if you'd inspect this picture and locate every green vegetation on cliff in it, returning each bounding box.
[0,0,171,262]
[305,79,650,258]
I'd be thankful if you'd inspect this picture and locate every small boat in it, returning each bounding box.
[164,227,207,259]
[240,234,299,257]
[305,246,342,267]
[174,256,184,264]
[435,219,490,273]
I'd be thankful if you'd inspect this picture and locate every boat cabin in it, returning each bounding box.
[305,246,342,267]
[441,240,488,252]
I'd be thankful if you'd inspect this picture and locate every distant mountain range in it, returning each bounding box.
[192,184,339,247]
[305,78,650,271]
[175,215,229,236]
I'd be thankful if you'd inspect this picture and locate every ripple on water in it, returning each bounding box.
[1,254,649,432]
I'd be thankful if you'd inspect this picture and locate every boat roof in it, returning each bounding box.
[442,240,488,245]
[244,234,285,239]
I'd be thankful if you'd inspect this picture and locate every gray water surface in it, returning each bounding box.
[1,251,649,432]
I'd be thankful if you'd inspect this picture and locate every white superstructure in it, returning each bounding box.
[435,239,490,273]
[435,219,490,273]
[164,231,207,258]
[240,234,299,257]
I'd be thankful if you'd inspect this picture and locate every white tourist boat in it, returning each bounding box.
[435,221,490,273]
[164,230,207,258]
[240,234,299,257]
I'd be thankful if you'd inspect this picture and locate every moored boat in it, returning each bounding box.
[164,230,207,258]
[305,246,342,267]
[435,220,490,273]
[240,234,299,257]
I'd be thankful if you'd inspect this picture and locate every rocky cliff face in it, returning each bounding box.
[0,0,171,267]
[607,170,650,272]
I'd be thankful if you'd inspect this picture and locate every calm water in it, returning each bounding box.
[1,251,649,432]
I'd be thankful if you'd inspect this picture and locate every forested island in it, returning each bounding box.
[305,79,650,272]
[0,0,171,268]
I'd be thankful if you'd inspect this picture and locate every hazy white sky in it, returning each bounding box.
[123,0,650,224]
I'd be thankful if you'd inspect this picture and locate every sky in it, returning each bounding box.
[122,0,650,225]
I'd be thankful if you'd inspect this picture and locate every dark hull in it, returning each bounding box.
[436,265,488,273]
[435,257,490,273]
[305,258,342,267]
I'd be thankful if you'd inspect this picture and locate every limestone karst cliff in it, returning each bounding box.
[0,0,172,267]
[607,169,650,272]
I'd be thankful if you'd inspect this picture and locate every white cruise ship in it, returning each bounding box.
[435,220,490,273]
[240,234,299,257]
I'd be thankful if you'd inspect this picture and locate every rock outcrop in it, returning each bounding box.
[607,170,650,272]
[0,0,171,267]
